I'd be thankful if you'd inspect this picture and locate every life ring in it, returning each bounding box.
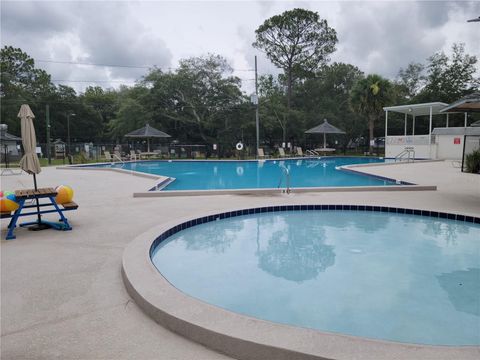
[236,142,244,151]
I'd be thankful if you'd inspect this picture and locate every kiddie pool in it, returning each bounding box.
[122,205,480,360]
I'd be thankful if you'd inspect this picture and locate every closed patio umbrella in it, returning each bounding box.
[18,104,47,229]
[19,104,42,175]
[305,119,345,149]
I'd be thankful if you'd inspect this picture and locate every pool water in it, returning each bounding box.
[151,210,480,345]
[100,157,395,190]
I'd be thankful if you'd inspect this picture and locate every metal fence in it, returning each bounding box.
[8,136,364,166]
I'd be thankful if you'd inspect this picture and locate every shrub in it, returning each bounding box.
[465,149,480,173]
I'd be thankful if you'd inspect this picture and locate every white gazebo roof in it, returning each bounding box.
[383,102,449,116]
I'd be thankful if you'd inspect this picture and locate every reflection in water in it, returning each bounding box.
[255,215,335,282]
[183,220,245,253]
[436,268,480,316]
[152,210,480,345]
[423,220,471,245]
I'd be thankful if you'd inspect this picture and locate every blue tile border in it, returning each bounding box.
[149,205,480,257]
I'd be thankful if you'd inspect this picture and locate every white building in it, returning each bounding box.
[431,127,480,160]
[383,102,470,159]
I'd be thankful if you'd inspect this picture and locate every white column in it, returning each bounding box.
[385,110,388,138]
[429,106,433,141]
[464,112,468,127]
[446,113,449,128]
[429,106,433,159]
[404,113,407,135]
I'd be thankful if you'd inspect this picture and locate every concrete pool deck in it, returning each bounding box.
[1,160,479,359]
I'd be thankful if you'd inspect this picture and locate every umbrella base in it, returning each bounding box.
[21,219,71,231]
[26,222,53,231]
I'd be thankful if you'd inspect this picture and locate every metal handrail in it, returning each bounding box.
[278,164,291,193]
[111,153,126,168]
[395,147,415,162]
[112,153,123,162]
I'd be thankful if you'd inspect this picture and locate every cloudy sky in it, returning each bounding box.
[1,0,479,94]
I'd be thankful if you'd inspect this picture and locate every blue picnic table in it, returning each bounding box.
[1,187,78,240]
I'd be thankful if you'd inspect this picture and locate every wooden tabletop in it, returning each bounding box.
[15,187,57,199]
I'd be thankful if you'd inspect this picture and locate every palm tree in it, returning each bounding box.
[350,74,393,154]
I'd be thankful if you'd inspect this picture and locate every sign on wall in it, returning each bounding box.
[454,137,461,145]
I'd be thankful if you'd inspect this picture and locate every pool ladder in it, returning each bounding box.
[395,147,415,163]
[278,164,291,194]
[111,153,125,168]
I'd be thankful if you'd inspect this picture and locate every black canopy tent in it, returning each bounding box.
[124,124,171,152]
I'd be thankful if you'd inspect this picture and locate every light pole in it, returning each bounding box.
[250,93,259,157]
[46,104,51,165]
[254,56,259,157]
[66,112,76,160]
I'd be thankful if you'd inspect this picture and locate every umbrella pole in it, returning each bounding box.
[27,173,51,231]
[33,173,42,224]
[147,138,150,152]
[323,133,326,148]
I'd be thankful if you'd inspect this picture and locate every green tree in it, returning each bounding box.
[298,63,365,150]
[108,97,150,139]
[144,54,244,144]
[253,8,337,141]
[0,46,55,138]
[396,62,425,100]
[48,84,78,142]
[81,86,118,140]
[257,74,288,144]
[1,46,55,99]
[418,43,479,103]
[350,74,393,153]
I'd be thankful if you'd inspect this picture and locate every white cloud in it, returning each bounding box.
[1,0,479,93]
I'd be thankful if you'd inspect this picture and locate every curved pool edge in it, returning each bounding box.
[132,184,436,197]
[58,160,439,196]
[122,205,480,360]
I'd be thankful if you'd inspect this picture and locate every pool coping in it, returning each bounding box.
[122,205,480,360]
[58,159,438,196]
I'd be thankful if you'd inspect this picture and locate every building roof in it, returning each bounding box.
[439,93,480,113]
[431,127,480,136]
[305,119,345,134]
[124,123,171,138]
[383,102,449,116]
[0,131,22,142]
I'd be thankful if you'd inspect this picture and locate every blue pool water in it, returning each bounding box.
[96,157,397,190]
[151,210,480,345]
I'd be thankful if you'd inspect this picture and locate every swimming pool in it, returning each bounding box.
[93,157,401,190]
[150,207,480,346]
